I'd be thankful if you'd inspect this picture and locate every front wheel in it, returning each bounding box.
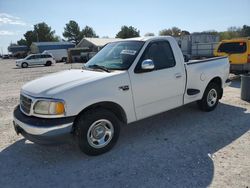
[21,62,28,68]
[75,108,120,156]
[197,82,220,112]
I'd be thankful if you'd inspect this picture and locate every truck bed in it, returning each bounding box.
[184,56,229,104]
[187,56,228,65]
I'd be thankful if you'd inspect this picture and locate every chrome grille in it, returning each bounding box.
[20,94,32,114]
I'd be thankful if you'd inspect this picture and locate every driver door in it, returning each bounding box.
[130,40,186,120]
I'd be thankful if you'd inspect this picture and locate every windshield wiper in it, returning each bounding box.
[88,65,111,73]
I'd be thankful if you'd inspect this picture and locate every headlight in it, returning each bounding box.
[33,100,65,116]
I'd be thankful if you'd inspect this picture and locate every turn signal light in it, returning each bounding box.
[55,102,65,114]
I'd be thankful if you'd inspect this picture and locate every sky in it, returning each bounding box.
[0,0,250,54]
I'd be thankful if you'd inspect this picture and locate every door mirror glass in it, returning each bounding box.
[141,59,155,70]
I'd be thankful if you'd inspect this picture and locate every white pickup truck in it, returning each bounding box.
[13,36,230,155]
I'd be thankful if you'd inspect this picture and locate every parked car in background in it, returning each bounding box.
[16,54,56,68]
[43,49,68,62]
[214,37,250,74]
[13,36,230,155]
[2,54,10,59]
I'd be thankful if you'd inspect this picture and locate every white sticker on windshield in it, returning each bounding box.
[120,50,137,55]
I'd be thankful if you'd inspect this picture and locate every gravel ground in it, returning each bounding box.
[0,59,249,188]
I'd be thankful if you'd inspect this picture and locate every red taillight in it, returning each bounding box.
[248,54,250,63]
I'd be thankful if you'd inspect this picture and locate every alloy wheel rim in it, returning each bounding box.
[207,89,217,107]
[87,119,114,149]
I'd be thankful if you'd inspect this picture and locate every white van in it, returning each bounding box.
[16,54,56,68]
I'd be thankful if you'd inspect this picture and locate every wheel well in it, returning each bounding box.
[208,77,223,98]
[73,101,127,128]
[22,62,28,67]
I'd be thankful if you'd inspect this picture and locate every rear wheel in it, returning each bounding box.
[45,61,52,66]
[61,57,67,62]
[197,82,220,112]
[21,62,28,68]
[75,108,120,156]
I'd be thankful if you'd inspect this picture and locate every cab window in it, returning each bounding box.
[218,42,247,54]
[135,41,176,72]
[35,55,41,59]
[41,54,51,58]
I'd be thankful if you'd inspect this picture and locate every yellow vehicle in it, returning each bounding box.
[214,37,250,74]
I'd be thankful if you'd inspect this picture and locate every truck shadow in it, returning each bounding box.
[0,103,249,187]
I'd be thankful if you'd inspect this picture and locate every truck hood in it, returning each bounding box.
[22,69,122,97]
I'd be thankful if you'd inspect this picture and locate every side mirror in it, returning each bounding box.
[141,59,155,70]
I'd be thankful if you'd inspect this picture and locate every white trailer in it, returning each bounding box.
[43,49,68,62]
[191,42,219,58]
[175,34,220,59]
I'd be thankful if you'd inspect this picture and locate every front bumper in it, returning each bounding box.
[13,105,76,144]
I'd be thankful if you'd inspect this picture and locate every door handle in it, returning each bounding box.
[175,73,182,78]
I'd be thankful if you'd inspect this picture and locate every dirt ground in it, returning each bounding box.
[0,59,249,188]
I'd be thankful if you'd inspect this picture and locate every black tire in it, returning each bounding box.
[197,82,220,112]
[75,108,120,156]
[21,62,28,68]
[61,57,67,62]
[45,61,52,66]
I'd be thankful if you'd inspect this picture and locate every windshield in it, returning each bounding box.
[85,41,144,70]
[25,55,32,60]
